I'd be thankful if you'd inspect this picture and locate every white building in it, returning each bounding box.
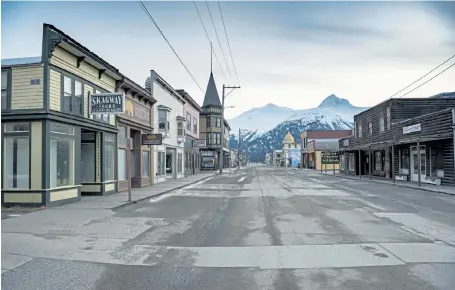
[146,71,186,183]
[265,152,273,165]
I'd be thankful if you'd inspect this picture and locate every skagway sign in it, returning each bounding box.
[89,92,125,114]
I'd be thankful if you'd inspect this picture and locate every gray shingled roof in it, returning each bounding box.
[203,72,221,107]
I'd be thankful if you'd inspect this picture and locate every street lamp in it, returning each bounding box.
[219,85,240,174]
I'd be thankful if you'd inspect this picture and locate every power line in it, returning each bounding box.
[192,0,228,82]
[205,1,234,84]
[137,0,203,92]
[218,1,240,85]
[389,53,455,99]
[398,61,455,98]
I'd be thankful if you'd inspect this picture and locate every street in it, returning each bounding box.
[2,166,455,289]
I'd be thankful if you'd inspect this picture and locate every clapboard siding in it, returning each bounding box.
[442,139,455,186]
[49,69,61,111]
[11,66,44,109]
[392,99,455,122]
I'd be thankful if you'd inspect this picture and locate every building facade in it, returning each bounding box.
[338,98,455,187]
[301,130,352,170]
[282,131,301,167]
[272,150,283,166]
[177,89,202,177]
[1,24,127,207]
[145,71,186,183]
[116,78,156,192]
[199,72,231,170]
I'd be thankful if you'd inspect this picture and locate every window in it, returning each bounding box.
[430,147,444,177]
[117,125,127,144]
[185,153,189,170]
[368,122,372,135]
[354,122,357,138]
[62,76,72,112]
[157,152,165,176]
[158,109,169,130]
[30,79,41,85]
[340,154,345,171]
[5,136,29,189]
[50,122,74,135]
[186,112,191,130]
[399,148,410,174]
[50,137,73,188]
[178,122,184,136]
[118,149,127,181]
[386,107,391,130]
[193,117,197,133]
[379,116,385,132]
[375,151,382,171]
[2,70,9,110]
[5,122,30,132]
[358,123,362,138]
[177,153,183,173]
[104,133,115,181]
[142,151,150,177]
[208,116,221,127]
[81,140,95,183]
[349,153,355,171]
[74,81,83,115]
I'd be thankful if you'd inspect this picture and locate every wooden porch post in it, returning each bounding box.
[417,139,421,187]
[392,143,395,183]
[369,146,372,180]
[344,150,347,176]
[358,149,361,179]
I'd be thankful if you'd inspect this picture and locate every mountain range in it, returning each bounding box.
[228,94,368,161]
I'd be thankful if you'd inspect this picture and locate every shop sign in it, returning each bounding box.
[193,140,207,147]
[403,123,421,134]
[343,139,349,147]
[123,99,150,124]
[141,133,162,145]
[89,93,125,114]
[321,152,340,164]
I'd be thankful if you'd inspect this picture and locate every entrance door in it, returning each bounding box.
[410,145,426,181]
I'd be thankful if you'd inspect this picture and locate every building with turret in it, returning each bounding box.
[282,131,301,167]
[198,72,231,170]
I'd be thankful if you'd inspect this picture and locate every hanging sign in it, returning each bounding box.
[89,92,125,114]
[141,133,162,145]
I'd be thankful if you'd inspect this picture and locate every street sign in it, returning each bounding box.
[321,152,340,164]
[141,133,162,145]
[193,139,207,147]
[89,92,125,114]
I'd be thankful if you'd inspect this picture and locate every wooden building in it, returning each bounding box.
[339,98,455,186]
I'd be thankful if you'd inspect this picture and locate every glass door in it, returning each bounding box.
[410,145,426,181]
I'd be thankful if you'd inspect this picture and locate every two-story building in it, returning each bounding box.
[177,89,202,176]
[282,131,301,167]
[116,77,156,192]
[199,72,231,170]
[339,97,455,187]
[145,71,186,183]
[301,130,352,170]
[1,23,132,207]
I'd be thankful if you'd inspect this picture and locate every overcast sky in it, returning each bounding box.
[2,1,454,119]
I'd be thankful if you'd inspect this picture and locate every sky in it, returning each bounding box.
[1,1,455,119]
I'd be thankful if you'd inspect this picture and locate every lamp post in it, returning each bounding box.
[219,85,240,174]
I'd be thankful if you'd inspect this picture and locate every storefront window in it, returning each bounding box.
[142,151,150,177]
[104,133,115,181]
[375,151,382,171]
[349,153,355,171]
[177,153,183,173]
[81,142,95,182]
[118,149,126,181]
[157,152,165,176]
[399,148,410,174]
[117,125,126,145]
[430,147,444,177]
[50,137,73,187]
[5,136,29,189]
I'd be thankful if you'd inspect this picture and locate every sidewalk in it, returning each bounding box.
[320,171,455,196]
[56,171,216,211]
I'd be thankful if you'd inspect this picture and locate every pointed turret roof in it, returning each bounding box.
[283,131,295,143]
[202,72,222,107]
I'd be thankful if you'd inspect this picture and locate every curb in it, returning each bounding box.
[111,174,215,211]
[320,172,455,197]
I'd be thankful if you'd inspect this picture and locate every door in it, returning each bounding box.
[410,145,426,181]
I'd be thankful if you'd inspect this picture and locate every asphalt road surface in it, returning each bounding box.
[2,166,455,289]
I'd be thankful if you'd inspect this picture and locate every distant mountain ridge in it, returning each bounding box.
[228,94,368,162]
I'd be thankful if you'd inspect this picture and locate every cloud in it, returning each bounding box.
[1,1,454,119]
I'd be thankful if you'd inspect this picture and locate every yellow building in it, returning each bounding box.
[281,131,301,167]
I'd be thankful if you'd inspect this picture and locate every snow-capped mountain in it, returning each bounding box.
[228,94,368,161]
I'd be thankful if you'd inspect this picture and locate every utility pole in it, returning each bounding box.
[219,84,241,174]
[237,128,241,168]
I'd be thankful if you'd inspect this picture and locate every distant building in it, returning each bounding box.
[265,152,273,165]
[282,131,301,167]
[272,150,282,166]
[300,130,352,170]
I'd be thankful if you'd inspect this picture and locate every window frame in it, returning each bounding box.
[379,116,385,132]
[60,74,84,116]
[158,109,170,131]
[186,112,192,130]
[193,117,197,134]
[1,69,12,112]
[177,121,184,137]
[103,133,116,182]
[368,122,372,135]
